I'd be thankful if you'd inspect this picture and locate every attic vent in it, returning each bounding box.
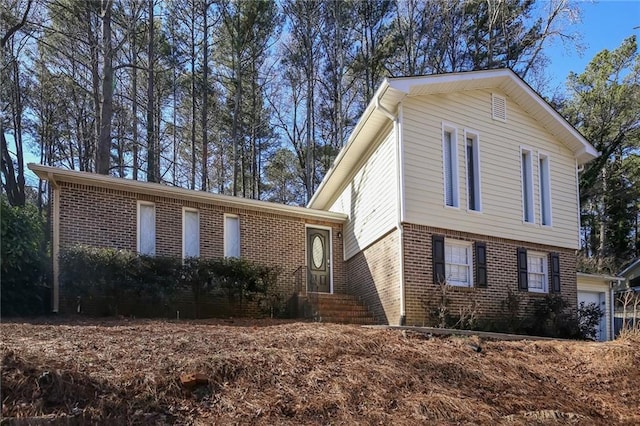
[492,94,507,121]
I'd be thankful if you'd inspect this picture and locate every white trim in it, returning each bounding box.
[520,147,535,224]
[538,152,552,227]
[397,103,406,323]
[137,201,156,255]
[444,238,474,288]
[442,122,459,209]
[223,213,241,258]
[527,251,548,293]
[463,129,482,213]
[182,207,200,258]
[305,224,334,294]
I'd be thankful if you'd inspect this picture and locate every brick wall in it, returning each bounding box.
[403,223,577,326]
[346,229,401,325]
[56,182,345,315]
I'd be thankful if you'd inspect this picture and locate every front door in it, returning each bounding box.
[307,227,331,293]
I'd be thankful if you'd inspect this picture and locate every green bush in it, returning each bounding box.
[577,301,604,340]
[60,245,281,318]
[59,246,181,316]
[0,197,48,316]
[527,295,581,338]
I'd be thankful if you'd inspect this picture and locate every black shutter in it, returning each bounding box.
[475,242,487,288]
[550,253,561,293]
[517,247,528,291]
[432,235,445,284]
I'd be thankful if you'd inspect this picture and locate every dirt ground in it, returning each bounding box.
[1,318,639,425]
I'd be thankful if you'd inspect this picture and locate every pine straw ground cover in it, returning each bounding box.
[1,319,639,425]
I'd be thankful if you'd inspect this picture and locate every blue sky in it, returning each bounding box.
[544,0,640,95]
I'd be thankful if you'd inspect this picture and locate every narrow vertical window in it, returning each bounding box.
[521,149,534,223]
[183,208,199,258]
[539,154,552,226]
[466,133,481,211]
[443,128,459,208]
[137,202,156,255]
[224,214,240,258]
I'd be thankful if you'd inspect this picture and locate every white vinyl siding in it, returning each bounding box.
[328,129,398,259]
[465,131,481,211]
[527,252,548,293]
[224,214,240,258]
[539,153,552,226]
[182,208,199,258]
[402,88,580,249]
[445,240,473,287]
[521,148,534,223]
[137,201,156,256]
[442,125,459,208]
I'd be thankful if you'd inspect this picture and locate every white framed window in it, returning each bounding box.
[182,207,200,258]
[137,201,156,256]
[521,148,535,223]
[224,214,240,258]
[539,153,552,226]
[445,239,473,287]
[442,124,459,208]
[465,130,481,212]
[527,252,548,293]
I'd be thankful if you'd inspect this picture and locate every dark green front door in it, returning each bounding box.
[307,228,330,293]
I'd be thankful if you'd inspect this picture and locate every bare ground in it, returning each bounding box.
[1,318,639,425]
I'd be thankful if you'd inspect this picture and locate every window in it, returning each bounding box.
[137,201,156,255]
[517,248,554,293]
[445,240,473,287]
[182,208,199,258]
[527,252,547,292]
[539,154,551,226]
[521,148,534,223]
[224,214,240,258]
[443,126,459,208]
[465,132,481,211]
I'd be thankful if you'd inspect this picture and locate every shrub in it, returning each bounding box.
[59,246,181,315]
[577,301,604,340]
[0,197,48,316]
[528,295,581,338]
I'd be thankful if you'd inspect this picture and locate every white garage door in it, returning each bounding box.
[578,291,605,341]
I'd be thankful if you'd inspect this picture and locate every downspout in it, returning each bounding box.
[375,94,406,326]
[48,172,60,313]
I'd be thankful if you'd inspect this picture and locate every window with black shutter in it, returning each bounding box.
[433,235,445,284]
[517,247,528,291]
[475,242,487,287]
[550,253,561,293]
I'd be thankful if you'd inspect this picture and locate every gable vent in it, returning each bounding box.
[492,94,507,121]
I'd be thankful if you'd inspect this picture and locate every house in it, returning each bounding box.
[614,258,640,334]
[308,68,597,325]
[576,273,621,341]
[30,68,598,325]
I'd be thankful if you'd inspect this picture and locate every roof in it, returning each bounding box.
[29,164,347,223]
[619,258,640,277]
[576,272,622,282]
[308,68,599,210]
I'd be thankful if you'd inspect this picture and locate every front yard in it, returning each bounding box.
[1,318,639,424]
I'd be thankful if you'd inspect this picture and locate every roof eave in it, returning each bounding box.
[30,164,347,223]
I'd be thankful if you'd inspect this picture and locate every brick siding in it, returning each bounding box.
[403,223,577,326]
[346,229,401,325]
[56,182,345,316]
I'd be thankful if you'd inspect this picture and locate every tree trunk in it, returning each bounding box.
[96,0,114,175]
[146,0,157,182]
[201,2,209,192]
